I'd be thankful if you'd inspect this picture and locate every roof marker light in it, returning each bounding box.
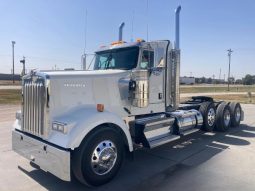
[97,104,104,112]
[136,38,145,42]
[110,41,125,46]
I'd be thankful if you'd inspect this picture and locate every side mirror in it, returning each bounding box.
[129,80,136,91]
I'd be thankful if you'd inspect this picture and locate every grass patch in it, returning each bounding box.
[0,89,21,104]
[212,94,255,104]
[0,80,21,86]
[180,85,255,93]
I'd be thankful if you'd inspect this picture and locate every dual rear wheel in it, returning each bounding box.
[199,101,242,132]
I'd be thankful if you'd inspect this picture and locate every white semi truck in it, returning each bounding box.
[12,6,243,186]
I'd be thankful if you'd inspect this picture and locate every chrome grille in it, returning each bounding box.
[22,78,46,136]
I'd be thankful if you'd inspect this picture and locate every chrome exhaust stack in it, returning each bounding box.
[118,22,125,41]
[175,6,181,49]
[172,6,181,110]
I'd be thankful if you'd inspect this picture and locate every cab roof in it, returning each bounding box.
[96,39,171,53]
[96,41,144,53]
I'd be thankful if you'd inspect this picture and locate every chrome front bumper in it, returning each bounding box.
[12,130,71,181]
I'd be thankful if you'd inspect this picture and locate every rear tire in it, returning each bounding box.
[199,102,216,131]
[215,102,231,132]
[72,127,124,186]
[229,102,242,127]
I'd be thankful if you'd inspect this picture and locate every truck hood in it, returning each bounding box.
[36,69,131,119]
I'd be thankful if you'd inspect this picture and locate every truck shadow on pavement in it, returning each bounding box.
[18,123,255,191]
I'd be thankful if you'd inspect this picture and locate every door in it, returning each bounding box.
[140,42,169,105]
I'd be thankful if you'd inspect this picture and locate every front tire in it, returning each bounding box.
[72,127,124,186]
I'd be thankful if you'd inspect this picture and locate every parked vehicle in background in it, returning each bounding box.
[180,76,195,85]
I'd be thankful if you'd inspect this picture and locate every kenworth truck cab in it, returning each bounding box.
[12,6,244,186]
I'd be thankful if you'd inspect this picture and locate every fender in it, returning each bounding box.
[48,105,133,152]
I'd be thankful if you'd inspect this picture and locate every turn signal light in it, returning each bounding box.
[52,122,68,134]
[97,104,104,112]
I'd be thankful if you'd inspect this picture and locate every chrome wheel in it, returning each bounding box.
[235,107,241,122]
[224,109,231,127]
[91,140,117,176]
[208,108,216,126]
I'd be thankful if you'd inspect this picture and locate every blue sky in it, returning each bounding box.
[0,0,255,79]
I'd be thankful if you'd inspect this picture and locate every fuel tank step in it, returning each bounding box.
[130,114,179,148]
[180,128,200,136]
[148,134,180,149]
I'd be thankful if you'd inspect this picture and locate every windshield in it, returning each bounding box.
[94,47,139,70]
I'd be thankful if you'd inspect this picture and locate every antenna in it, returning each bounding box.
[131,11,134,42]
[84,9,87,54]
[146,0,149,41]
[82,9,88,70]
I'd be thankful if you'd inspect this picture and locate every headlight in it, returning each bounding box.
[52,122,67,134]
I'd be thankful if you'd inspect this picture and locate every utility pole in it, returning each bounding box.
[219,68,221,80]
[11,41,16,84]
[227,49,233,91]
[20,56,26,76]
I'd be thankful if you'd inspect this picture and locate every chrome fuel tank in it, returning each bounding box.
[170,109,203,132]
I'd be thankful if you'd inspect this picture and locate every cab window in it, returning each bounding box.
[94,47,139,70]
[140,50,154,69]
[155,47,165,67]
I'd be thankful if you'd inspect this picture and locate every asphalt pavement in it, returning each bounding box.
[0,104,255,191]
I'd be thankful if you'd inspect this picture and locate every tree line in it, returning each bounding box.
[242,74,255,85]
[195,74,255,85]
